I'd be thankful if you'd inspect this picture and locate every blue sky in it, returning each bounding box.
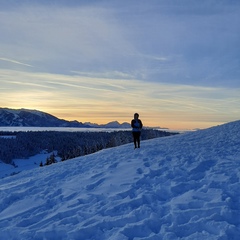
[0,0,239,129]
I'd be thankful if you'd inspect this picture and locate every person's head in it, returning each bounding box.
[134,113,139,119]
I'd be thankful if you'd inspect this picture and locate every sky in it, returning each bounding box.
[0,0,239,130]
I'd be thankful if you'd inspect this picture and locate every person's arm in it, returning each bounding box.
[131,119,135,128]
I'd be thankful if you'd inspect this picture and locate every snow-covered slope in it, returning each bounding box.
[0,108,131,128]
[0,108,87,127]
[0,120,240,239]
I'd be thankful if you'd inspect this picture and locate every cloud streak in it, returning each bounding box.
[0,57,33,67]
[1,1,238,87]
[0,69,239,129]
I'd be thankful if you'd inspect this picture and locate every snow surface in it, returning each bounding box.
[0,120,240,240]
[0,152,59,179]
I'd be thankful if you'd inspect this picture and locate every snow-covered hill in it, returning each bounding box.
[0,120,240,239]
[0,108,131,128]
[0,108,87,127]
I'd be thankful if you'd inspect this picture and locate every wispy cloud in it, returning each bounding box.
[0,57,33,67]
[0,1,239,87]
[0,69,239,129]
[71,71,135,81]
[2,80,55,89]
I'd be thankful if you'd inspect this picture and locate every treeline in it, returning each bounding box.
[0,129,178,164]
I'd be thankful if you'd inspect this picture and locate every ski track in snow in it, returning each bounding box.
[0,121,240,239]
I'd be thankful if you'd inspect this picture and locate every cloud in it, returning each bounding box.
[0,1,239,87]
[71,71,135,81]
[0,69,239,129]
[0,57,33,67]
[0,4,136,74]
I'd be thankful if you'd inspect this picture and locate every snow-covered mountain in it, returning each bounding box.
[0,108,88,127]
[0,120,239,239]
[84,120,131,128]
[0,108,131,128]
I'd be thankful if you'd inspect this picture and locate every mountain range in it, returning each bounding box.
[0,108,131,128]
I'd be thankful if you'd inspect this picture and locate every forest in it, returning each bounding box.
[0,129,178,165]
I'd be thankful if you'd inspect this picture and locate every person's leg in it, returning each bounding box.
[137,132,141,148]
[132,132,137,148]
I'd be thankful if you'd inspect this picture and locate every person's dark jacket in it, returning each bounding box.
[131,119,143,132]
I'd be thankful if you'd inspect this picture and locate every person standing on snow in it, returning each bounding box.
[131,113,143,149]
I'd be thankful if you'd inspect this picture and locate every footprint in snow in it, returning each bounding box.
[108,162,119,169]
[85,178,105,191]
[144,162,150,167]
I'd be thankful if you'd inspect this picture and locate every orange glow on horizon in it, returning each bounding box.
[52,111,224,131]
[1,70,239,132]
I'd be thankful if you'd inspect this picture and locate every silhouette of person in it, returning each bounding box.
[131,113,143,149]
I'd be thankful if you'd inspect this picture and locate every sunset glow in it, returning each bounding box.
[0,1,239,130]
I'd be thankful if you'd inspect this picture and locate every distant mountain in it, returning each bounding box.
[104,121,131,128]
[0,108,88,127]
[0,108,131,128]
[84,121,131,128]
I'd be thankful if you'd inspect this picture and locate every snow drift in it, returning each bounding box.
[0,120,240,239]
